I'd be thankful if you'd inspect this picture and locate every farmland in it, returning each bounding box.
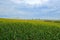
[0,18,60,40]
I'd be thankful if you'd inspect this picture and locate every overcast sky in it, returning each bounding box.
[0,0,60,19]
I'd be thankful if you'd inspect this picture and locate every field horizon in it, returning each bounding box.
[0,18,60,40]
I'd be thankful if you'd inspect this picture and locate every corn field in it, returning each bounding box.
[0,18,60,40]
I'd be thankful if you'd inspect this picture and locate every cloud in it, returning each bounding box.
[10,0,49,7]
[10,0,23,4]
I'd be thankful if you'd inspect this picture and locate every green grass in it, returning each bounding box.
[0,18,60,40]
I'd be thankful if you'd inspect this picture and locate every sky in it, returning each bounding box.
[0,0,60,20]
